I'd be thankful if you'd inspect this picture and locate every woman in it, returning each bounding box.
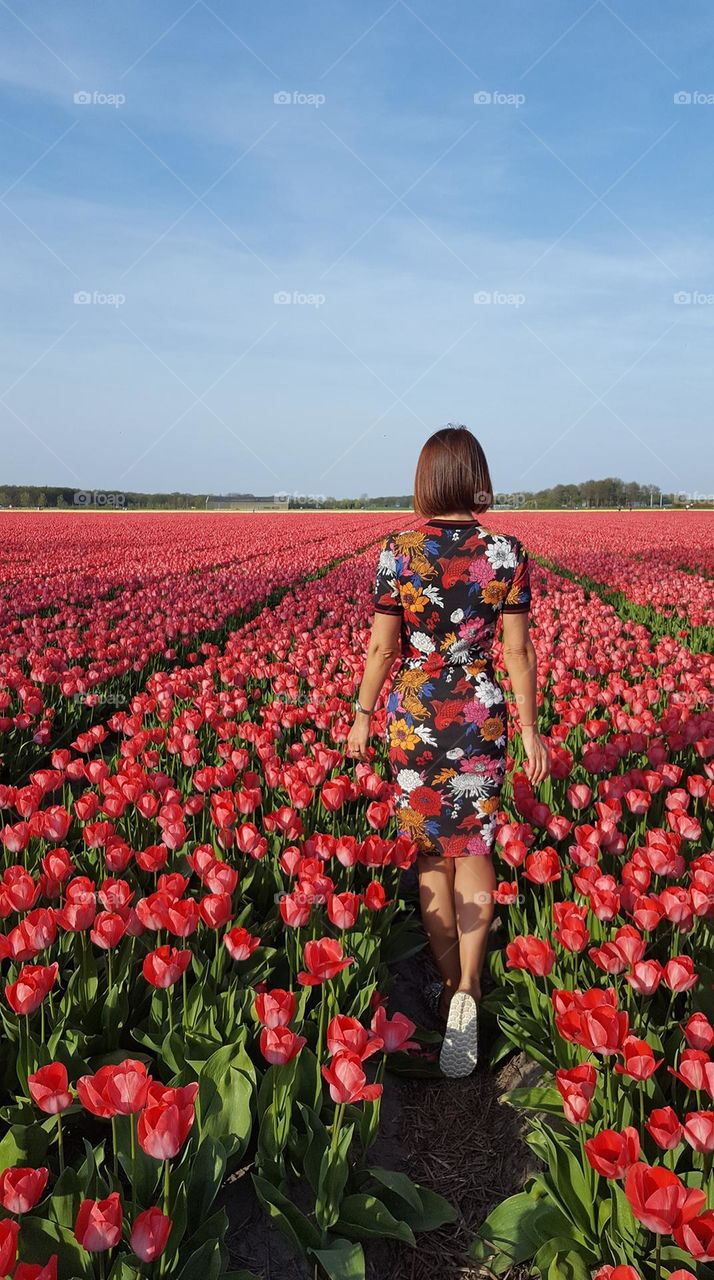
[346,426,550,1077]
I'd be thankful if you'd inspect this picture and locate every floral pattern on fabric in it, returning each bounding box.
[373,519,532,858]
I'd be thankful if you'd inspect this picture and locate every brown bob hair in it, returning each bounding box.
[413,425,493,518]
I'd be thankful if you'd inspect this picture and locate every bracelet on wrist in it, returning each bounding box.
[355,700,374,717]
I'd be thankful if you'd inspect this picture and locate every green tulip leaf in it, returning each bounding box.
[309,1238,366,1280]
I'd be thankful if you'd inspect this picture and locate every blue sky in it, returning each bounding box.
[1,0,712,499]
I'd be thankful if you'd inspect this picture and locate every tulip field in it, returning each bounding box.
[0,509,713,1280]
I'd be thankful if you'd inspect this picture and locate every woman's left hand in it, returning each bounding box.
[346,715,371,761]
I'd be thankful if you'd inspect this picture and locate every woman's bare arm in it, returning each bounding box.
[346,612,402,760]
[501,611,550,785]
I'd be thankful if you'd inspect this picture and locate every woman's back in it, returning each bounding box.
[374,516,531,669]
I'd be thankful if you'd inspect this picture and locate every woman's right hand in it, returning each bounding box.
[521,725,550,786]
[346,715,371,761]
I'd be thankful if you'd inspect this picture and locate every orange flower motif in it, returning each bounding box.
[481,715,506,741]
[389,719,420,752]
[484,579,509,606]
[400,582,429,614]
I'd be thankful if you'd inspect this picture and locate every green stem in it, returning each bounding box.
[130,1113,137,1219]
[330,1103,345,1154]
[655,1232,661,1280]
[56,1113,65,1175]
[110,1117,119,1181]
[167,988,174,1035]
[315,984,328,1104]
[159,1160,171,1278]
[604,1060,613,1125]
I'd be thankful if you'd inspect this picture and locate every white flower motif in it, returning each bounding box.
[450,608,464,623]
[471,674,504,707]
[410,631,435,654]
[478,815,497,842]
[448,772,492,799]
[423,584,444,606]
[377,546,399,599]
[415,724,438,746]
[446,747,464,760]
[447,636,475,663]
[485,536,517,571]
[396,769,423,793]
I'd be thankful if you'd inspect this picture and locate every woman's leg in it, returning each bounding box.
[417,855,461,1013]
[453,855,496,1003]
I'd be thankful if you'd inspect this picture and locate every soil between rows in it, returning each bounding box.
[222,873,538,1280]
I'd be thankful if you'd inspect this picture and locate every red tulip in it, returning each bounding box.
[674,1209,714,1261]
[0,1218,19,1275]
[579,1004,629,1057]
[321,1051,383,1104]
[13,1259,58,1280]
[0,1166,49,1213]
[501,838,528,868]
[363,880,389,911]
[493,881,519,905]
[259,1026,306,1065]
[198,893,233,929]
[298,937,353,986]
[683,1110,714,1153]
[90,910,128,950]
[279,891,312,928]
[370,1006,419,1052]
[645,1106,684,1150]
[592,1266,641,1280]
[254,988,296,1028]
[28,1063,73,1114]
[585,1126,640,1179]
[5,962,58,1015]
[224,926,261,961]
[614,1036,663,1081]
[327,892,361,930]
[327,1015,382,1061]
[663,956,698,993]
[104,1059,151,1115]
[683,1013,714,1052]
[137,1083,198,1159]
[142,945,192,988]
[554,902,589,952]
[76,1066,117,1118]
[669,1049,714,1096]
[624,1162,705,1235]
[555,1063,598,1124]
[523,846,561,884]
[75,1192,123,1252]
[130,1207,172,1262]
[625,960,663,996]
[365,800,391,829]
[505,934,555,977]
[204,861,238,895]
[7,909,57,962]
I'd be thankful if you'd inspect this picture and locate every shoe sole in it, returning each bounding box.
[439,991,479,1077]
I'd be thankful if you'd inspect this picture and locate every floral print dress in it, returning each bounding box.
[373,517,532,858]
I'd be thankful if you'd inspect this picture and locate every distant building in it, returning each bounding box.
[205,494,290,512]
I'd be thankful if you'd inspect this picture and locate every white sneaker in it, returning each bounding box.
[439,991,479,1077]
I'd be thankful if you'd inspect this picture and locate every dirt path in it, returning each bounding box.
[224,877,535,1279]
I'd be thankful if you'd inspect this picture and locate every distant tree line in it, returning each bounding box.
[0,479,709,510]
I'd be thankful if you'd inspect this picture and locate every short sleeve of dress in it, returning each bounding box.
[373,536,403,616]
[502,538,532,613]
